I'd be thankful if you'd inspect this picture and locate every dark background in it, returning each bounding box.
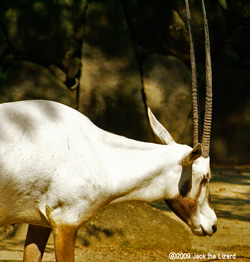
[0,0,249,165]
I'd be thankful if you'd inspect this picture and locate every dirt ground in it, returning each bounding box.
[0,166,249,262]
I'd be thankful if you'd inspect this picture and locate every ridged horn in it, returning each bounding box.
[185,0,200,147]
[201,0,213,158]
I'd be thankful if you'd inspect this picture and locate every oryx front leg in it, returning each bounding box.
[46,205,78,262]
[53,225,78,262]
[24,225,52,262]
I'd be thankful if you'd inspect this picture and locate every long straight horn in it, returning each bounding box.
[185,0,200,147]
[201,0,213,157]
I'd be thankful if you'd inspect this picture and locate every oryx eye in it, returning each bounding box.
[201,175,208,185]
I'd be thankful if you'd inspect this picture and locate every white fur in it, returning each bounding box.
[0,100,216,236]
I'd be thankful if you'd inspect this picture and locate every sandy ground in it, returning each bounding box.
[0,166,249,262]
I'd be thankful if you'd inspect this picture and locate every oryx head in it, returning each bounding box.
[148,0,217,236]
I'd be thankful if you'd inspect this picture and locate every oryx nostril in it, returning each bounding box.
[212,224,217,233]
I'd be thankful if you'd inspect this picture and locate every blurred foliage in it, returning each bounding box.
[218,0,227,9]
[0,0,87,65]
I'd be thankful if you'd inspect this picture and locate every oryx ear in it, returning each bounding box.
[182,143,203,166]
[147,107,175,145]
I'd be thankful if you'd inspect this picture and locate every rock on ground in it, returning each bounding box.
[79,0,151,141]
[1,60,75,107]
[143,54,192,144]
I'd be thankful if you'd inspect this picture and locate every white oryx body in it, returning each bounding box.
[0,100,216,235]
[0,100,165,222]
[0,1,217,261]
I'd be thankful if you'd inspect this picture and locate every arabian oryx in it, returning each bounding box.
[0,0,217,261]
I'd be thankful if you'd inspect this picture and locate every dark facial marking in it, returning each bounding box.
[180,179,192,197]
[164,196,196,224]
[179,166,192,197]
[165,168,208,225]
